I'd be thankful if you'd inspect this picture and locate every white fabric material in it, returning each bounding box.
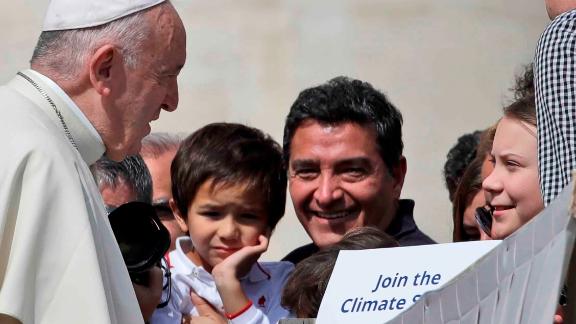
[29,70,102,145]
[151,237,294,324]
[0,71,142,323]
[43,0,165,31]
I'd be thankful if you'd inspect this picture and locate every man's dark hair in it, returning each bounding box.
[283,76,404,171]
[91,155,153,204]
[171,123,286,230]
[443,131,482,202]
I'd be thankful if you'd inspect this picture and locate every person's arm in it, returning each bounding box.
[211,234,269,322]
[534,12,576,205]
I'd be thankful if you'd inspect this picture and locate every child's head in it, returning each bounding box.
[482,65,543,239]
[170,123,286,269]
[281,227,398,318]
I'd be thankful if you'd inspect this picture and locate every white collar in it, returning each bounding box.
[28,69,103,146]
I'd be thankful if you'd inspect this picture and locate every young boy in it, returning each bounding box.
[151,123,293,324]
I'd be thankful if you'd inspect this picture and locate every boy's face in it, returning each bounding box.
[173,179,268,272]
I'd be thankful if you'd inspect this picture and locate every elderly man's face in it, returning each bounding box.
[288,120,405,249]
[105,4,187,161]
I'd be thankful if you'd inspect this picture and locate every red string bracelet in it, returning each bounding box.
[225,299,253,320]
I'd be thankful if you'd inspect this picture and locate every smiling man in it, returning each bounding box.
[0,0,186,323]
[282,76,435,264]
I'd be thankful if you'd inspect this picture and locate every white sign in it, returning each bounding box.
[316,240,500,324]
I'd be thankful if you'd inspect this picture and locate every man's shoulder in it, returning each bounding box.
[390,199,436,246]
[395,226,436,247]
[540,9,576,42]
[1,87,84,169]
[281,243,319,265]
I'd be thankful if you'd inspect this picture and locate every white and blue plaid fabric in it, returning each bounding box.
[534,9,576,206]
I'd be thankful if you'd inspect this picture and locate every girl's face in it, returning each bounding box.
[173,179,268,272]
[482,116,543,239]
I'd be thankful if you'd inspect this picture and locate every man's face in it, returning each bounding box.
[100,178,137,211]
[288,120,406,249]
[105,4,187,161]
[143,149,185,251]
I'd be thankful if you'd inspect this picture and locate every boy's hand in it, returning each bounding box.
[212,233,269,281]
[181,292,227,324]
[211,233,269,316]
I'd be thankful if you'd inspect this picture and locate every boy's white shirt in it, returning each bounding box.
[150,237,294,324]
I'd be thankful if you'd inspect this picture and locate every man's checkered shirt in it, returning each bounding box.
[534,9,576,206]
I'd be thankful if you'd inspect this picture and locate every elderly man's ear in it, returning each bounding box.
[88,45,121,97]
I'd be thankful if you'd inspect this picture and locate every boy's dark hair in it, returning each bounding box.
[281,227,399,318]
[171,123,286,230]
[283,76,404,172]
[443,131,482,202]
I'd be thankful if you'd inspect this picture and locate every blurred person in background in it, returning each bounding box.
[451,127,495,242]
[443,130,482,202]
[92,155,168,322]
[141,132,186,251]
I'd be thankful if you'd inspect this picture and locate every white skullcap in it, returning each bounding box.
[42,0,166,31]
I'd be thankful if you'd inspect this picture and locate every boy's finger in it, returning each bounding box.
[258,234,269,249]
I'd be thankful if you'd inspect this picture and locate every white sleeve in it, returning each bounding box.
[230,305,269,324]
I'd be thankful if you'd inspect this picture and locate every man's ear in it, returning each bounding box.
[169,198,189,233]
[390,156,407,199]
[88,44,118,97]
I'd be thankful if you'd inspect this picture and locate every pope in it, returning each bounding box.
[0,0,186,323]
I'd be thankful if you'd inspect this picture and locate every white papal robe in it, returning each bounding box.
[0,70,143,323]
